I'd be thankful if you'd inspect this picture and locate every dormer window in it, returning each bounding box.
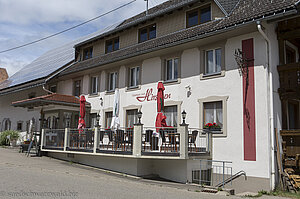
[106,37,119,53]
[83,47,93,60]
[186,6,211,28]
[139,24,156,43]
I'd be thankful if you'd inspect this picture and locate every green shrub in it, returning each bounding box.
[0,130,20,146]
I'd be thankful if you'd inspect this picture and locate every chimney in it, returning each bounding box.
[0,68,8,83]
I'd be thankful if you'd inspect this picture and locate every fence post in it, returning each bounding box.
[179,124,188,159]
[41,129,45,150]
[64,128,69,151]
[93,127,98,154]
[133,124,143,157]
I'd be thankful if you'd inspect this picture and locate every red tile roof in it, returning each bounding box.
[12,93,90,107]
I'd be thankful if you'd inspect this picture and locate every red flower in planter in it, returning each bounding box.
[204,122,221,129]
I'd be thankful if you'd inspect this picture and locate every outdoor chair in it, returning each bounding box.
[125,128,133,151]
[85,130,94,149]
[115,129,125,151]
[105,129,114,150]
[189,130,198,152]
[98,130,105,149]
[166,129,178,152]
[143,130,156,151]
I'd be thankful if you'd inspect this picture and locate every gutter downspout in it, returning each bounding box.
[257,21,275,190]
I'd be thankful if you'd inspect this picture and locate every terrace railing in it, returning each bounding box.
[68,129,94,152]
[42,129,65,150]
[188,128,212,155]
[142,127,180,156]
[96,127,133,154]
[192,160,234,187]
[41,124,213,158]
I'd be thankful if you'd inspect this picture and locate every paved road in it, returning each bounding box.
[0,148,282,199]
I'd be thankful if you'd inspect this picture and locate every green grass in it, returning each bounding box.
[243,190,299,198]
[254,190,300,198]
[269,190,300,199]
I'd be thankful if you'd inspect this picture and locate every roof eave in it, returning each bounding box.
[74,0,201,48]
[64,7,298,77]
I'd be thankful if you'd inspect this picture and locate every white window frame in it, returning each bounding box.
[205,48,222,75]
[198,96,228,137]
[129,66,140,88]
[165,58,179,81]
[108,72,117,92]
[91,76,99,95]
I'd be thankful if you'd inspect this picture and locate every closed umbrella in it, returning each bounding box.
[155,82,167,132]
[78,95,86,132]
[111,88,120,130]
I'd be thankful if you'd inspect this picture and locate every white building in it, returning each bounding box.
[1,0,300,193]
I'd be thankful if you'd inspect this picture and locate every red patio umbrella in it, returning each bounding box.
[78,95,86,131]
[157,82,165,112]
[155,82,167,132]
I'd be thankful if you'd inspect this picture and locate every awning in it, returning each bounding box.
[12,93,91,108]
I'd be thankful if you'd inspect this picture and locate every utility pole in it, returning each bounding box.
[144,0,149,16]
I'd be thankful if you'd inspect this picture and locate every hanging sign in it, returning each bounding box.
[133,88,171,102]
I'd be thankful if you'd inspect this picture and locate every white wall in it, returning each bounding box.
[0,87,46,132]
[55,30,280,181]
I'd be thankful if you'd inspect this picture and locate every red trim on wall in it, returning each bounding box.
[242,38,256,161]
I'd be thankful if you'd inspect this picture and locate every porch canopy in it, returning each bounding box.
[11,93,91,108]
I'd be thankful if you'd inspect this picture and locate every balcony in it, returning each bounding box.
[40,125,212,159]
[278,62,300,100]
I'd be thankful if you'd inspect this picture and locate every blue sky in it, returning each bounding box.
[0,0,168,76]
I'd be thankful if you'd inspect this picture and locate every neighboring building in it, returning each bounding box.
[0,68,8,83]
[1,0,300,194]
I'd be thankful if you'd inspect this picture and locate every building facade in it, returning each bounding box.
[1,0,299,193]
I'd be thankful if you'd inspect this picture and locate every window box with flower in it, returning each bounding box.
[204,123,221,131]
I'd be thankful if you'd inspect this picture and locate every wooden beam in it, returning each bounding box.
[278,29,300,39]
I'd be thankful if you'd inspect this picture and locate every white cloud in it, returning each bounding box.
[0,0,169,77]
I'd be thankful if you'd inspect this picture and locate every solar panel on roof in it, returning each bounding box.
[0,21,124,90]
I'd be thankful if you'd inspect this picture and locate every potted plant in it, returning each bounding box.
[0,130,20,146]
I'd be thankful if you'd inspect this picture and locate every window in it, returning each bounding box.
[52,116,58,129]
[90,76,99,94]
[3,119,11,131]
[106,37,119,53]
[90,113,97,128]
[287,101,299,129]
[17,122,23,131]
[165,106,178,127]
[205,48,221,74]
[74,80,81,97]
[105,112,113,128]
[126,109,138,127]
[199,96,228,136]
[203,101,223,129]
[165,58,179,81]
[139,24,156,43]
[186,6,211,28]
[26,121,30,132]
[49,85,57,93]
[108,72,117,92]
[46,117,51,129]
[83,47,93,60]
[63,112,71,128]
[129,66,140,88]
